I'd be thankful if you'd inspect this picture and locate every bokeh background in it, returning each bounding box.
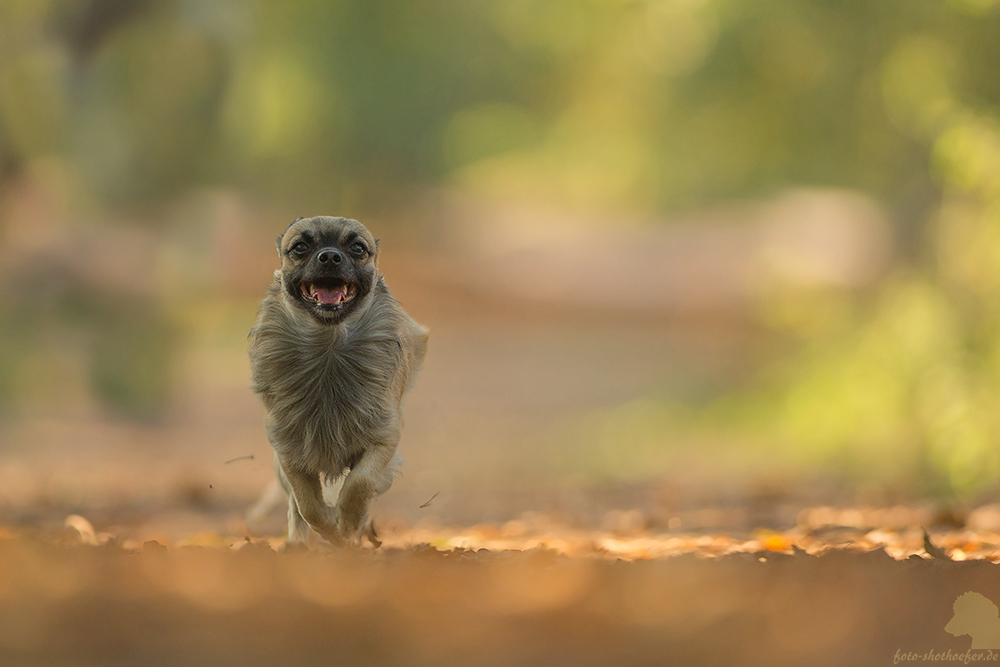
[2,0,1000,539]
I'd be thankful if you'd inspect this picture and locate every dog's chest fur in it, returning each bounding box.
[249,278,412,476]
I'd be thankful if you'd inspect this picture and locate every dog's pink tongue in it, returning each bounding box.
[314,286,346,304]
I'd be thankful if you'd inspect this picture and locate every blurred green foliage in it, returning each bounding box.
[87,301,177,419]
[1,0,996,217]
[558,41,1000,497]
[0,268,177,420]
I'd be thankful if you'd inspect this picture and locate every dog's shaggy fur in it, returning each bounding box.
[249,216,427,546]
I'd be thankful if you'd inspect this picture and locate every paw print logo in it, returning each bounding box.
[946,592,1000,649]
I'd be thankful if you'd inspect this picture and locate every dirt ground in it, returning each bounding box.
[2,515,1000,667]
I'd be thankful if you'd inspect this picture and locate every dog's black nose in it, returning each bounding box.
[317,249,343,264]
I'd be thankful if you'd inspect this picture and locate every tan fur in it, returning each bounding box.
[249,217,427,547]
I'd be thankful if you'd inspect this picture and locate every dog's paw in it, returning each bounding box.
[343,519,381,549]
[314,525,348,548]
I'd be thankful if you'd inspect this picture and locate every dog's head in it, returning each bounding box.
[276,216,379,325]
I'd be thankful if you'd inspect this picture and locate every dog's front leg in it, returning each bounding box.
[279,460,345,547]
[272,456,311,547]
[335,443,398,541]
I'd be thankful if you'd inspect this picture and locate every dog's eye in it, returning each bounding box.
[349,242,368,258]
[290,241,309,255]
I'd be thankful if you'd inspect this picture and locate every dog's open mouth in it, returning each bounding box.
[300,281,356,307]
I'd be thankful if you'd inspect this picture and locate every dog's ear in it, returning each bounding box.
[374,239,380,268]
[276,218,304,255]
